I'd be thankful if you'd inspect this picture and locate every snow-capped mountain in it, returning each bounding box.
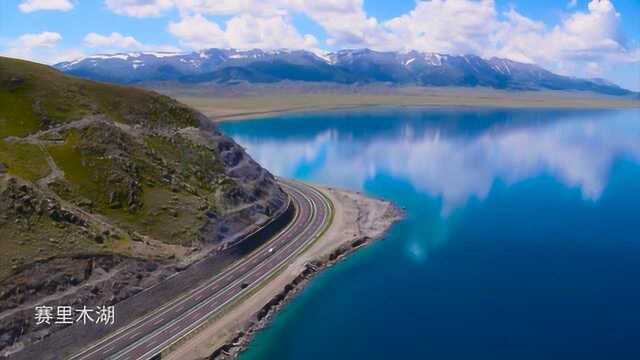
[54,48,631,95]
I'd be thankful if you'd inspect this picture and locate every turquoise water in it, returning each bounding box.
[220,107,640,360]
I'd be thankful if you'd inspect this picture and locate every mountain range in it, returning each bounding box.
[55,48,631,96]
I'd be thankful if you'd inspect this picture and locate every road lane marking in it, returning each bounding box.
[120,182,330,360]
[70,196,298,360]
[110,185,317,359]
[82,181,327,360]
[101,345,115,354]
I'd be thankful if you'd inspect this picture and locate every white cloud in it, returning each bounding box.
[1,31,179,65]
[83,0,640,88]
[166,0,391,50]
[84,32,143,49]
[302,0,637,84]
[493,0,638,78]
[82,32,181,53]
[168,14,226,49]
[16,31,62,48]
[168,13,317,50]
[173,0,286,16]
[369,0,636,72]
[343,0,636,82]
[384,0,499,55]
[585,62,602,77]
[233,111,640,215]
[43,48,86,63]
[18,0,73,13]
[103,0,638,79]
[549,0,625,61]
[112,0,388,49]
[297,0,392,49]
[1,32,86,64]
[105,0,173,17]
[224,14,317,49]
[169,0,637,70]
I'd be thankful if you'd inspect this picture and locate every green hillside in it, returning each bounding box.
[0,57,284,281]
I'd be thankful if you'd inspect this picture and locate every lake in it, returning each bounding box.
[219,107,640,360]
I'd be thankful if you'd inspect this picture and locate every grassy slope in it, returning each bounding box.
[0,57,200,135]
[0,141,50,181]
[0,57,238,280]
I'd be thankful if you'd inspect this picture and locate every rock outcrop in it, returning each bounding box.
[0,56,286,355]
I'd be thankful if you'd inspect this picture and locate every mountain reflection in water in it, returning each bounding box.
[223,108,640,213]
[221,107,640,360]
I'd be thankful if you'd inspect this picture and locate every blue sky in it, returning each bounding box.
[1,0,638,90]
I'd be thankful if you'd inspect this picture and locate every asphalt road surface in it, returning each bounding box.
[67,179,331,360]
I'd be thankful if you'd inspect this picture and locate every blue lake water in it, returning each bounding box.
[219,107,640,360]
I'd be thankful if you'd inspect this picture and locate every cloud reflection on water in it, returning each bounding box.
[229,109,640,214]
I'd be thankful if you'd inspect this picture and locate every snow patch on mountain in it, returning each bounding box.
[53,48,632,96]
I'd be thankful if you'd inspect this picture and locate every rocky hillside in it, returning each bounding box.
[54,48,633,96]
[0,57,286,354]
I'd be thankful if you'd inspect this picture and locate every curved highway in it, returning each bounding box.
[68,179,332,360]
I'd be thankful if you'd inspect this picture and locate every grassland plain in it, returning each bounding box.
[149,83,639,122]
[0,57,287,355]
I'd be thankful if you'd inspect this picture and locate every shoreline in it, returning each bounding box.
[165,88,640,123]
[163,186,403,360]
[199,104,379,123]
[208,101,638,123]
[212,103,640,123]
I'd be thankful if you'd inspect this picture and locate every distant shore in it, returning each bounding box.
[149,84,640,122]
